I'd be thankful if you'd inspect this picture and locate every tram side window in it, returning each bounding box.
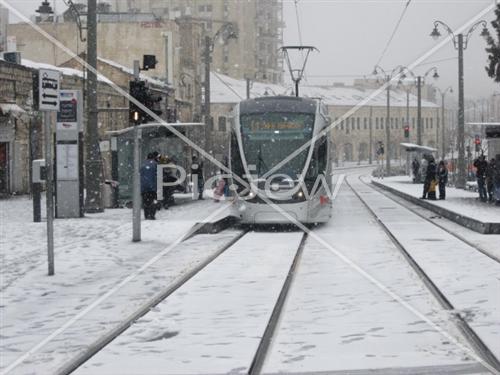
[306,137,327,180]
[317,137,327,174]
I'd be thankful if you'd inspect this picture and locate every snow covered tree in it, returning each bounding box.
[485,4,500,83]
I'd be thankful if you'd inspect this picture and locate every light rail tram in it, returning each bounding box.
[229,96,333,224]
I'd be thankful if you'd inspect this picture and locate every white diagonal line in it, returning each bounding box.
[261,2,496,180]
[0,203,232,374]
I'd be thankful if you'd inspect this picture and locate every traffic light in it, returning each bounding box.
[474,135,481,152]
[129,80,147,124]
[129,80,163,124]
[404,125,410,138]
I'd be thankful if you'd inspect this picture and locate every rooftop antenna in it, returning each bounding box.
[279,45,318,97]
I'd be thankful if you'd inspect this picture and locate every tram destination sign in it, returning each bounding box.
[38,69,61,112]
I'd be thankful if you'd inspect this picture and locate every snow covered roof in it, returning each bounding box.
[210,72,439,109]
[3,57,114,85]
[98,57,171,89]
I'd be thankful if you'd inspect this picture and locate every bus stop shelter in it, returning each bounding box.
[109,123,204,204]
[400,142,438,178]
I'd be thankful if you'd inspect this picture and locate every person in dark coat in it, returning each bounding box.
[191,155,204,200]
[140,153,158,219]
[412,158,420,183]
[486,158,496,202]
[437,160,448,200]
[473,155,488,202]
[421,155,436,199]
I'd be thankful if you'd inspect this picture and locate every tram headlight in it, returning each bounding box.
[292,188,306,201]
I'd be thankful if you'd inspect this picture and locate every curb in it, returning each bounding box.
[182,215,239,241]
[371,180,500,235]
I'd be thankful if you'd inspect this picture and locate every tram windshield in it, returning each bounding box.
[240,112,314,178]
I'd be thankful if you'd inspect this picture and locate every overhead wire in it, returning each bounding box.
[212,72,244,100]
[294,0,308,82]
[375,0,413,67]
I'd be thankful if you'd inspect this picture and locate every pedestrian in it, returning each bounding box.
[486,158,496,203]
[473,155,488,202]
[412,157,420,183]
[191,155,204,200]
[140,152,158,220]
[493,154,500,206]
[437,160,448,200]
[213,170,226,202]
[421,155,436,199]
[428,178,437,200]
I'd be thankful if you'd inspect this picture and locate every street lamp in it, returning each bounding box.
[372,64,406,174]
[430,19,488,188]
[203,22,238,156]
[36,1,53,22]
[399,66,439,147]
[436,86,453,160]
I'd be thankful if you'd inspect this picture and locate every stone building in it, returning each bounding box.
[0,56,171,196]
[90,0,284,83]
[207,73,442,165]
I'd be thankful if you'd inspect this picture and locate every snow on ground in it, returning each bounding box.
[374,176,500,223]
[350,175,500,363]
[0,194,236,374]
[363,176,500,262]
[263,182,479,373]
[75,232,304,375]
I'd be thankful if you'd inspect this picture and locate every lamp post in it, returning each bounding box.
[399,67,439,147]
[436,86,453,160]
[430,20,489,189]
[202,22,238,157]
[372,65,405,175]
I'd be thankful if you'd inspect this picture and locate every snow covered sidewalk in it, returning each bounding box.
[372,176,500,234]
[0,195,237,375]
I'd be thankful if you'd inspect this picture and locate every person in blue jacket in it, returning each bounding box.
[140,152,158,219]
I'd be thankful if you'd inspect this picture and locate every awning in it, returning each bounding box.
[400,142,437,153]
[0,103,26,116]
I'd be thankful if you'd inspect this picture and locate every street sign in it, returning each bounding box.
[39,69,60,111]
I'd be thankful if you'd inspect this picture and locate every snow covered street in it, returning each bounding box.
[1,168,499,375]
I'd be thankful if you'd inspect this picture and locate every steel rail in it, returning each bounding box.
[248,233,308,375]
[56,229,247,375]
[361,176,500,264]
[345,175,500,373]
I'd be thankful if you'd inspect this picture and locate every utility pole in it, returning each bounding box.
[441,97,445,159]
[132,60,141,242]
[385,81,391,174]
[369,106,373,164]
[84,0,103,212]
[457,33,465,188]
[417,76,422,146]
[204,35,211,154]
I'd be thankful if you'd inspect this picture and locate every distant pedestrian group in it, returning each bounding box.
[473,155,500,205]
[420,154,448,201]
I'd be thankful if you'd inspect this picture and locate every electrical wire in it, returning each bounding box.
[212,72,244,100]
[375,0,412,66]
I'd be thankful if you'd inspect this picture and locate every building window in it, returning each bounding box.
[357,117,360,130]
[412,118,415,128]
[218,116,227,132]
[364,118,367,129]
[340,120,344,130]
[380,118,384,129]
[351,118,355,130]
[375,118,379,129]
[425,118,428,129]
[430,118,433,129]
[395,118,399,128]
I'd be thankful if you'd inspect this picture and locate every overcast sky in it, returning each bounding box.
[7,0,500,99]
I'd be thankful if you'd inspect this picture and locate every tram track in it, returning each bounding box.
[57,228,247,375]
[67,229,308,375]
[344,174,500,373]
[249,233,307,375]
[359,175,500,264]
